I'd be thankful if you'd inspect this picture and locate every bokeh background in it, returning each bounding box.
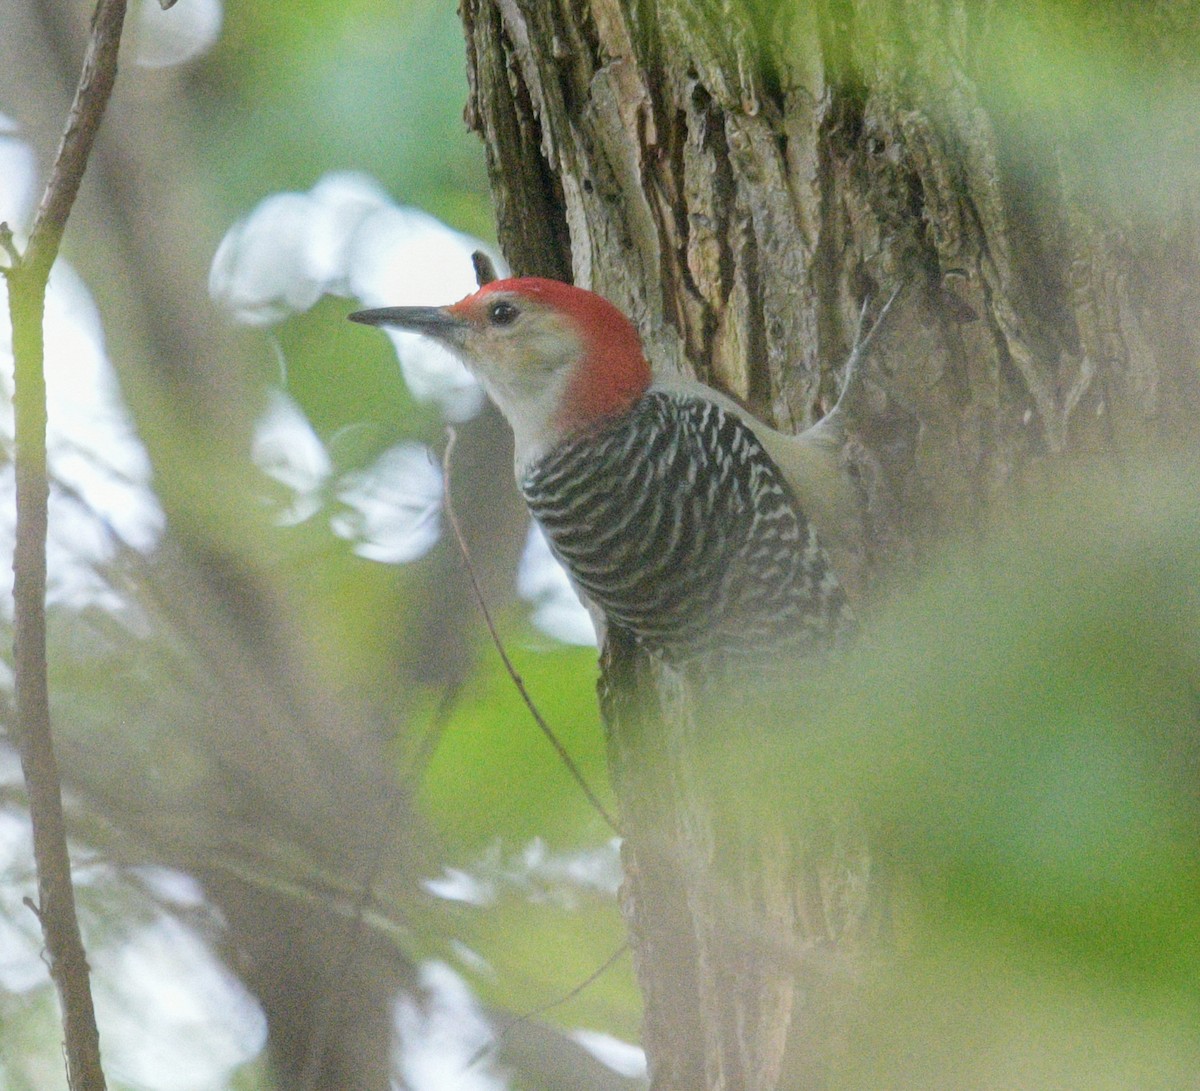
[0,1,1198,1089]
[2,3,637,1088]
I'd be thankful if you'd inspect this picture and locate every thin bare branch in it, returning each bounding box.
[832,282,905,416]
[468,943,631,1070]
[3,2,130,1088]
[442,428,621,835]
[0,223,19,268]
[22,0,127,278]
[298,686,457,1091]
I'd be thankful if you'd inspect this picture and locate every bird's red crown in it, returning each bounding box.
[452,277,652,435]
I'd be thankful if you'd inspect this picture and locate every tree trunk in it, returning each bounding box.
[460,1,1200,1087]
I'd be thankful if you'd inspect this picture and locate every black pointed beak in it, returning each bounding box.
[347,305,464,341]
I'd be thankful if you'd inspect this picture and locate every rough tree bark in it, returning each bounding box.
[460,1,1200,1087]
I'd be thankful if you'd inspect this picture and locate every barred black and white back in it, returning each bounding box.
[520,391,853,662]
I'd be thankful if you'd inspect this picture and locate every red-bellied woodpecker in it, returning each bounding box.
[349,277,866,662]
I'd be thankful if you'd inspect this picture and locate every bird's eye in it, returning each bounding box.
[487,300,519,327]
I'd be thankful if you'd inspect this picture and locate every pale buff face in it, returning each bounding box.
[443,290,588,466]
[448,289,581,395]
[351,290,587,469]
[350,277,651,471]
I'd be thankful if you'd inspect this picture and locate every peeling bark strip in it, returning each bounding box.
[460,1,1200,1087]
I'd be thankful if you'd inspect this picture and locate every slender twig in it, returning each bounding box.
[441,428,621,834]
[295,690,459,1091]
[404,677,464,787]
[0,223,19,267]
[22,0,128,279]
[297,684,463,1090]
[295,793,407,1091]
[3,2,129,1089]
[467,942,631,1070]
[831,282,904,417]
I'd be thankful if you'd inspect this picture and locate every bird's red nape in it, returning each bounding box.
[454,277,652,435]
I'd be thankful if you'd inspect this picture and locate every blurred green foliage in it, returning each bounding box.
[720,458,1200,1084]
[198,0,492,234]
[423,631,611,849]
[5,0,1200,1086]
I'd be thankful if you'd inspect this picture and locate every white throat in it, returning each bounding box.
[477,368,574,478]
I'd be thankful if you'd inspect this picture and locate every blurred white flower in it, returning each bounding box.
[41,264,163,552]
[332,442,443,564]
[424,837,621,912]
[423,867,493,907]
[571,1030,647,1080]
[517,523,597,646]
[0,114,36,230]
[134,0,222,69]
[348,204,492,421]
[394,961,503,1091]
[0,258,165,615]
[250,389,332,525]
[210,172,394,325]
[92,915,266,1091]
[250,393,447,563]
[210,172,502,419]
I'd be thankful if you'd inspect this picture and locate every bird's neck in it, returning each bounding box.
[554,349,650,439]
[503,360,650,477]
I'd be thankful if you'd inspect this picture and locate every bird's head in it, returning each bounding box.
[350,277,651,465]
